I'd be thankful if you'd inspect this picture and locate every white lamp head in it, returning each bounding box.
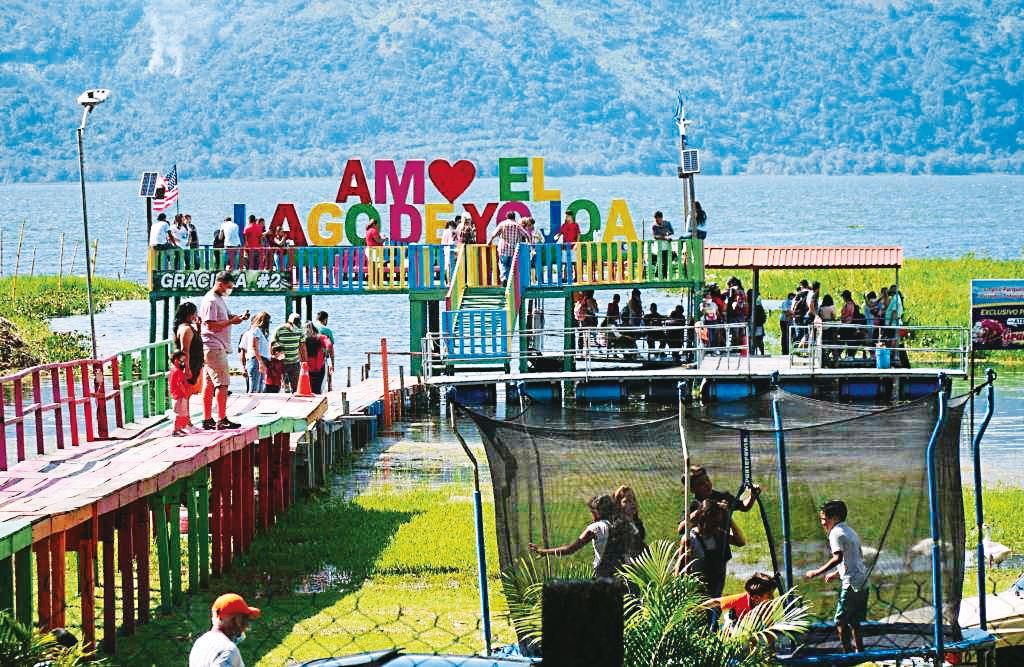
[77,89,111,108]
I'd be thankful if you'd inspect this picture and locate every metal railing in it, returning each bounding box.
[421,321,969,378]
[152,239,702,295]
[421,323,745,377]
[787,322,969,372]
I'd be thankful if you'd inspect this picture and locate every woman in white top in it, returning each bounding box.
[246,312,271,393]
[528,494,628,578]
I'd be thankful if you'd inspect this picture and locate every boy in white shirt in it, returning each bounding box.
[805,499,868,653]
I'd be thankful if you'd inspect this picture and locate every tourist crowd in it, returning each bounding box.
[169,271,335,436]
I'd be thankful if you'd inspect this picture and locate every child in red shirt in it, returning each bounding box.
[264,345,286,393]
[169,351,192,436]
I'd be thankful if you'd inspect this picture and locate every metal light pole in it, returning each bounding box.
[75,89,110,359]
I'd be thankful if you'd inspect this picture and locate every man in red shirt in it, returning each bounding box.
[242,215,265,268]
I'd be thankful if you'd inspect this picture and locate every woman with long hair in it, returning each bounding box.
[303,322,333,394]
[684,499,747,597]
[246,312,271,393]
[173,302,203,394]
[613,485,646,561]
[528,494,630,579]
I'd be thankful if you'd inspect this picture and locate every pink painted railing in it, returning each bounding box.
[0,340,172,470]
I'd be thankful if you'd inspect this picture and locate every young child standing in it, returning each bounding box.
[169,351,192,436]
[805,500,868,653]
[263,345,285,393]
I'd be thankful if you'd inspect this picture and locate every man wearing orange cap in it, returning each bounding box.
[189,593,260,667]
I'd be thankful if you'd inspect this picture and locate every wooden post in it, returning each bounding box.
[198,470,210,588]
[29,246,36,277]
[186,483,199,592]
[210,462,222,577]
[232,449,243,561]
[168,500,182,606]
[100,517,115,653]
[381,338,391,428]
[398,366,405,420]
[347,366,352,387]
[78,527,96,649]
[223,452,235,567]
[117,509,135,634]
[131,501,149,623]
[259,437,271,530]
[150,495,171,611]
[13,544,31,627]
[0,555,12,614]
[34,538,51,629]
[50,531,66,628]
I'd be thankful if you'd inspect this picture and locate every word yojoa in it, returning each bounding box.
[249,157,647,247]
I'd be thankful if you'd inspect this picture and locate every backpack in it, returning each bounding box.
[213,229,225,248]
[755,303,767,327]
[792,291,809,321]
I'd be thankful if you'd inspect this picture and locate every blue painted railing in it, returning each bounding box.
[441,310,508,360]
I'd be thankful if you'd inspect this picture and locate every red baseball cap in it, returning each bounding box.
[212,593,260,618]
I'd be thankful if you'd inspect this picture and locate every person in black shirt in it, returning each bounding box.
[677,465,760,575]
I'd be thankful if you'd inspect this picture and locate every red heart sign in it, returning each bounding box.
[428,159,476,203]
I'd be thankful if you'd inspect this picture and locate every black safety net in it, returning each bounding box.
[458,387,969,658]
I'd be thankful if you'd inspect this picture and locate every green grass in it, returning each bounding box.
[0,275,147,368]
[701,254,1024,363]
[109,485,514,666]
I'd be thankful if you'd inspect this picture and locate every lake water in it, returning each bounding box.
[0,175,1020,483]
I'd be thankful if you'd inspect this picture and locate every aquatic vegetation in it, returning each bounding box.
[0,275,146,368]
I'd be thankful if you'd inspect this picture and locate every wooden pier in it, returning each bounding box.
[0,336,423,654]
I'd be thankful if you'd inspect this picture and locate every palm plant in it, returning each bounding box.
[499,554,592,652]
[0,611,105,667]
[502,540,811,667]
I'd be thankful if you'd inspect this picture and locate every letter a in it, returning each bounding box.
[336,159,371,204]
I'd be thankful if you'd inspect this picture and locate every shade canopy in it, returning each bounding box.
[704,246,903,271]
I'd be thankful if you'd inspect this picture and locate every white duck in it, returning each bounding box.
[983,524,1012,567]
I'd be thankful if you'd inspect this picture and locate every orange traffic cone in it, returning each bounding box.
[295,361,314,397]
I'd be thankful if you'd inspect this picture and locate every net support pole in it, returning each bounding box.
[677,382,691,567]
[769,372,794,593]
[972,367,996,630]
[448,400,492,656]
[926,373,949,662]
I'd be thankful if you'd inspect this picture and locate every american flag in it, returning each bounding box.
[153,165,179,212]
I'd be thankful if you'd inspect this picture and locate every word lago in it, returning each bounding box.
[254,157,645,247]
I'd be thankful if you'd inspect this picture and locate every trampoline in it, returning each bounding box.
[453,369,999,666]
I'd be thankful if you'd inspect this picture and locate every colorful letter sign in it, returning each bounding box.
[238,157,647,247]
[971,280,1024,351]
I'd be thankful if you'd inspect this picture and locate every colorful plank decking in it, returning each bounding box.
[0,389,326,652]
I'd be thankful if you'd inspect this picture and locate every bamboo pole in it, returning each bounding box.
[121,219,131,280]
[91,239,99,277]
[0,227,4,276]
[69,241,80,275]
[58,233,65,289]
[11,221,26,301]
[29,246,36,277]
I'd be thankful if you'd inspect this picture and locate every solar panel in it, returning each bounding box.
[139,172,159,197]
[680,149,701,175]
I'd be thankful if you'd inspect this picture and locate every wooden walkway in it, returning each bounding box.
[0,392,325,651]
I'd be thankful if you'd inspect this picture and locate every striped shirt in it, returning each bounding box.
[493,220,529,257]
[271,324,304,363]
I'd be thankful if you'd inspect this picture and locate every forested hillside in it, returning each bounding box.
[1,0,1021,181]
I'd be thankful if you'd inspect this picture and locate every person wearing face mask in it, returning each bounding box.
[199,271,248,430]
[189,593,260,667]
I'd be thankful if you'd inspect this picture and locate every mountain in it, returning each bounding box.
[1,0,1022,182]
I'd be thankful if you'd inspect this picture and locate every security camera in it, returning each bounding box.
[77,89,110,108]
